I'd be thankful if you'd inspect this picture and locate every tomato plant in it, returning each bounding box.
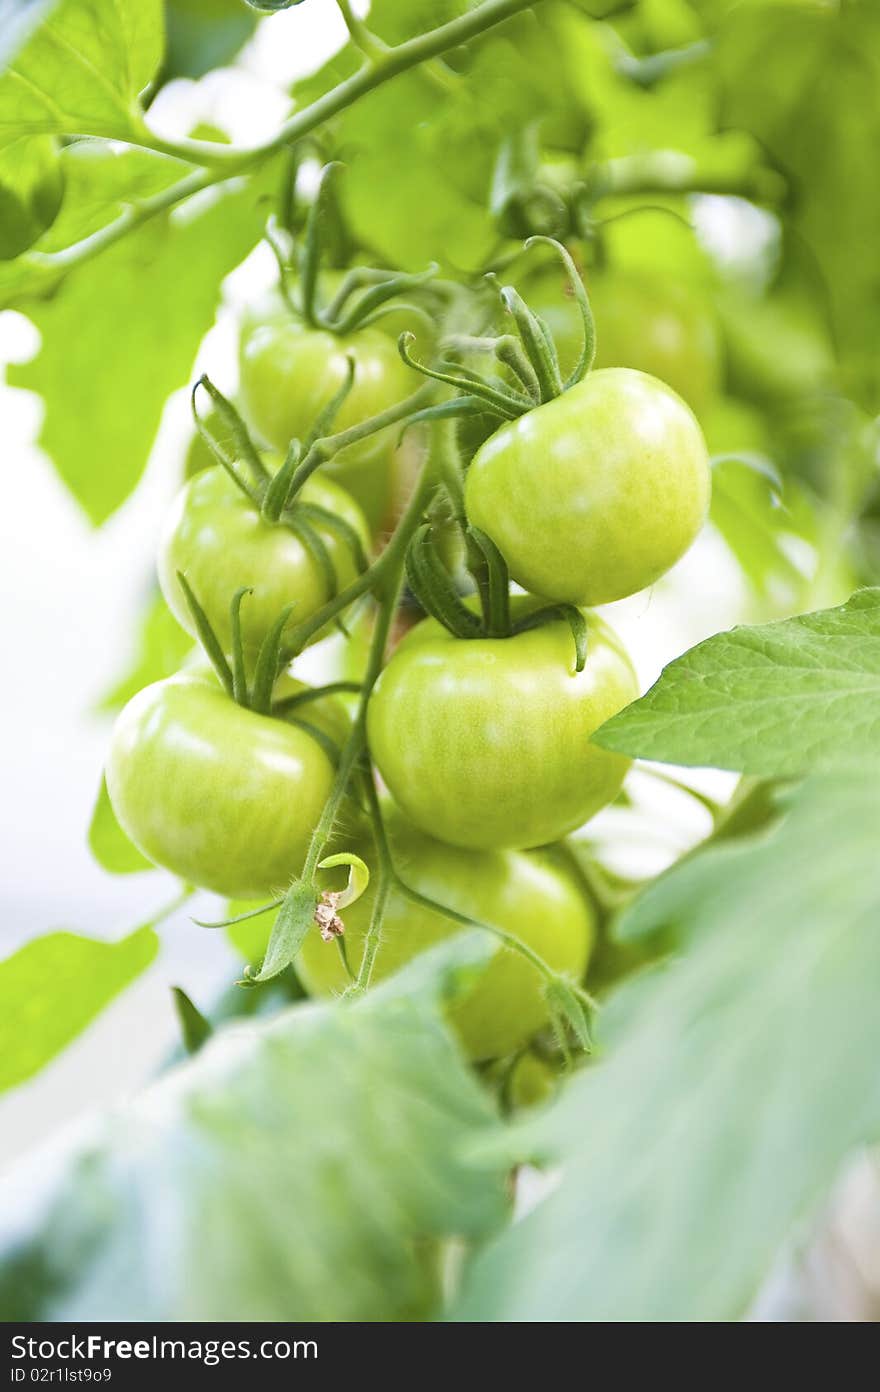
[297,812,594,1059]
[4,0,880,1331]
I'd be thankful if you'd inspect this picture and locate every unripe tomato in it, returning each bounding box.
[521,264,722,415]
[296,813,595,1060]
[158,465,369,663]
[465,367,711,606]
[238,310,417,530]
[367,602,637,850]
[105,669,338,898]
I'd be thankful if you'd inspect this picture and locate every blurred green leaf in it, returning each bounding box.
[0,0,164,147]
[596,588,880,775]
[163,0,258,79]
[88,775,154,875]
[97,588,193,712]
[0,926,159,1094]
[0,136,63,259]
[303,5,594,272]
[455,767,880,1321]
[0,144,187,305]
[0,936,508,1321]
[714,1,880,409]
[7,153,276,523]
[708,450,816,602]
[170,985,212,1054]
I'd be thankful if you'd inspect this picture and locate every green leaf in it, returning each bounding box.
[0,0,164,147]
[0,135,63,258]
[310,7,593,273]
[0,936,507,1321]
[164,0,258,80]
[595,589,880,777]
[96,587,193,713]
[247,880,320,983]
[7,151,275,523]
[0,1,60,70]
[170,985,212,1055]
[455,768,880,1321]
[714,2,880,410]
[0,925,158,1094]
[88,774,154,875]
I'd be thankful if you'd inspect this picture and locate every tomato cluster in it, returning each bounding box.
[104,236,711,1063]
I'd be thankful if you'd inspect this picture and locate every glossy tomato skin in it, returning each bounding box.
[158,465,369,662]
[296,812,595,1060]
[367,603,638,851]
[522,265,722,415]
[465,367,711,607]
[239,314,417,530]
[105,670,335,898]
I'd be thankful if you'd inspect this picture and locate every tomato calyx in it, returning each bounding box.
[175,575,350,759]
[397,235,596,427]
[269,162,437,337]
[403,522,588,670]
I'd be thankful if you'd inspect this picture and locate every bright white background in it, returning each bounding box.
[0,0,748,1180]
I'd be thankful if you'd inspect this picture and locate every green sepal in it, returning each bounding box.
[261,440,302,522]
[398,332,526,419]
[175,572,234,696]
[287,515,339,604]
[329,264,438,335]
[466,525,511,637]
[229,586,253,706]
[405,525,484,639]
[285,717,343,767]
[193,375,269,487]
[512,603,588,673]
[526,236,596,386]
[295,501,369,574]
[271,681,362,718]
[298,162,342,328]
[250,602,298,714]
[498,284,563,403]
[542,977,593,1054]
[171,987,213,1055]
[302,356,356,454]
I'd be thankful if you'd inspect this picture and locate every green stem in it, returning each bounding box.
[335,0,388,62]
[297,460,439,884]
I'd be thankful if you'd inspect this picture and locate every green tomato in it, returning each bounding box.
[105,669,336,898]
[296,813,595,1060]
[465,367,711,606]
[239,310,417,531]
[521,265,721,415]
[367,601,637,851]
[158,465,369,663]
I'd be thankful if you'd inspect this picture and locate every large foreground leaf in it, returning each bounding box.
[455,769,880,1321]
[0,936,508,1321]
[596,589,880,775]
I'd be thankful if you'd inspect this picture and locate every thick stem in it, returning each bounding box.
[297,459,438,882]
